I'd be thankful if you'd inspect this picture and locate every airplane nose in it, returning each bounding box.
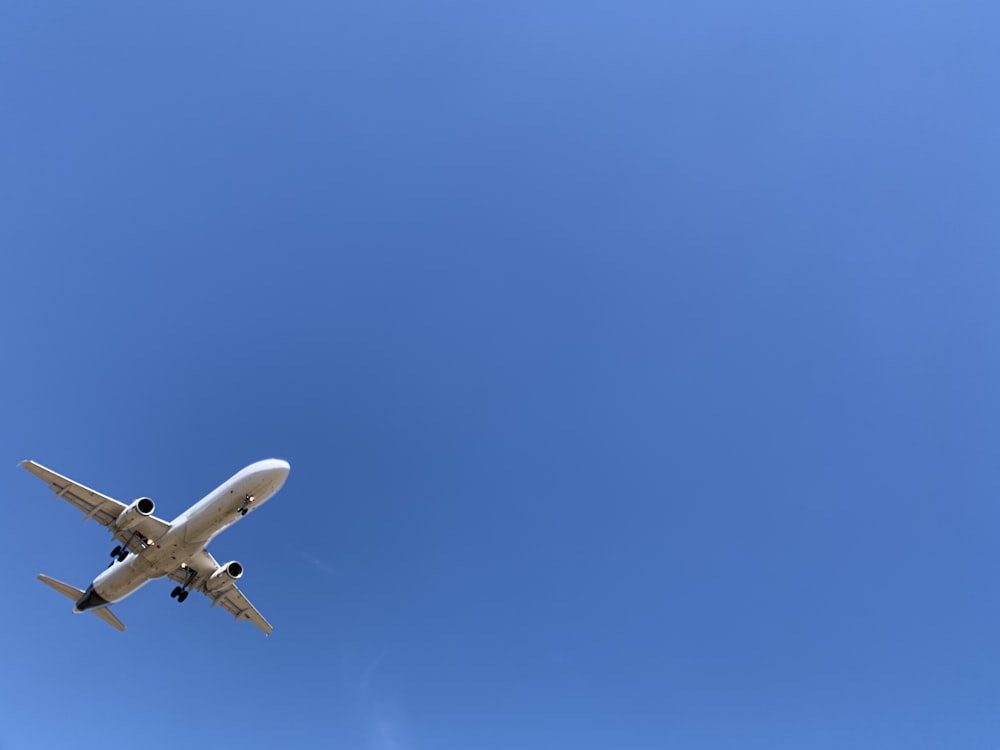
[264,459,290,484]
[271,459,290,477]
[252,458,289,474]
[243,458,290,491]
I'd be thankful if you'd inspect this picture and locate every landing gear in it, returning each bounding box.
[238,494,255,516]
[171,568,197,603]
[110,545,128,562]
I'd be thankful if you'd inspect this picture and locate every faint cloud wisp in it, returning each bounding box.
[297,550,337,577]
[360,650,412,750]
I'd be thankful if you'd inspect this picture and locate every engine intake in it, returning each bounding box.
[205,561,244,592]
[114,497,155,533]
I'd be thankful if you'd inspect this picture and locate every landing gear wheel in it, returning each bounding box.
[172,565,197,602]
[117,550,129,562]
[111,546,122,558]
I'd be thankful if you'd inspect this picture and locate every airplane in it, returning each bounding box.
[21,458,290,635]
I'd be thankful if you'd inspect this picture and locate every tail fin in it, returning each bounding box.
[37,574,126,632]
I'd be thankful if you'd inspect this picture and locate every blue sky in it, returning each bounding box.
[1,2,999,748]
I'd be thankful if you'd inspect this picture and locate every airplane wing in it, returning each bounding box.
[168,548,273,635]
[20,460,171,553]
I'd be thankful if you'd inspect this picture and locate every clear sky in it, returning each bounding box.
[1,2,998,749]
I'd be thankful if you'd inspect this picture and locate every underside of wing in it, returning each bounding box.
[21,460,171,552]
[21,460,126,526]
[168,549,273,635]
[207,585,274,636]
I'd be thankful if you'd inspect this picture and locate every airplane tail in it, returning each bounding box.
[37,574,82,600]
[37,574,126,632]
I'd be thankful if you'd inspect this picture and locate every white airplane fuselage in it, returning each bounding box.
[74,459,289,612]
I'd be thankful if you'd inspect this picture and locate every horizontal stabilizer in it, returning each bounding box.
[38,574,83,600]
[37,574,126,632]
[93,607,126,632]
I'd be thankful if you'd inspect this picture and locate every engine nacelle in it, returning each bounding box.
[114,497,155,533]
[205,561,244,592]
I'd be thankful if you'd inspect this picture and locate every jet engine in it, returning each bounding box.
[205,561,244,592]
[113,497,155,533]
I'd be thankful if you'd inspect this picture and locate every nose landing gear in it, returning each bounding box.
[238,494,255,516]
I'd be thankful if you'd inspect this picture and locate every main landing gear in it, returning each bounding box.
[170,567,197,603]
[109,532,140,565]
[238,494,255,516]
